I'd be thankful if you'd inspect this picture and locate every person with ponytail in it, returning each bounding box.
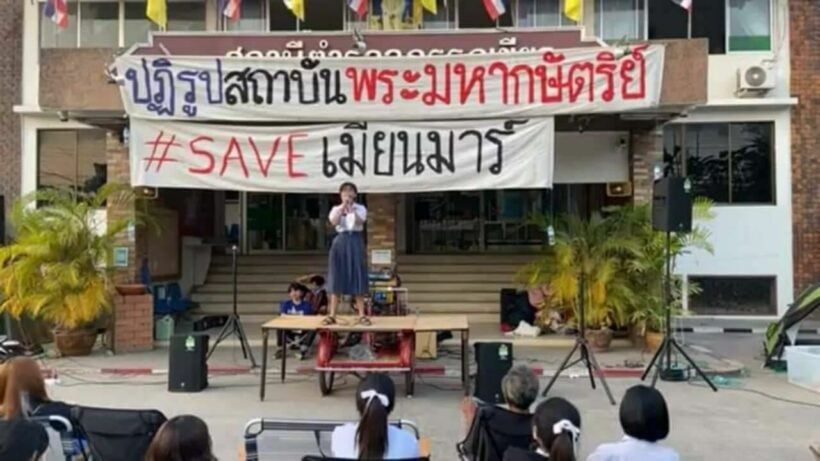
[504,397,581,461]
[331,373,419,459]
[0,358,50,461]
[586,385,679,461]
[0,357,73,423]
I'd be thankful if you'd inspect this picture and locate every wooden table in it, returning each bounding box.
[259,315,470,400]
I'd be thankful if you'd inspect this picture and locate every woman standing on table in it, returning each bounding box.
[324,182,370,326]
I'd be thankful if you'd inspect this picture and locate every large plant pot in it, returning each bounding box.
[644,331,664,353]
[116,284,147,296]
[585,328,613,352]
[53,328,97,357]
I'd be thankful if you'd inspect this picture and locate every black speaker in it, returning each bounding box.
[169,334,208,392]
[474,342,513,404]
[652,177,692,233]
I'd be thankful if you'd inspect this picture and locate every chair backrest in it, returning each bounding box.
[457,405,532,461]
[244,418,420,461]
[71,406,167,461]
[30,415,77,461]
[301,457,430,461]
[139,259,152,287]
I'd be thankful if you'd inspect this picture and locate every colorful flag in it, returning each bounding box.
[220,0,243,21]
[421,0,436,15]
[347,0,367,18]
[563,0,581,22]
[482,0,505,21]
[43,0,69,29]
[671,0,692,11]
[284,0,304,20]
[146,0,167,29]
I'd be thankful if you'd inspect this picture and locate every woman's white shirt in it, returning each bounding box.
[329,203,367,233]
[586,436,679,461]
[331,422,420,459]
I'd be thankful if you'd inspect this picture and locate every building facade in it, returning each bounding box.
[4,0,818,318]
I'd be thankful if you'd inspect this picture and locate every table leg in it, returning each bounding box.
[280,329,287,383]
[260,329,269,401]
[461,329,470,396]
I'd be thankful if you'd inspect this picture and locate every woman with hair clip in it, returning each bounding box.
[504,397,582,461]
[324,182,370,326]
[331,373,419,459]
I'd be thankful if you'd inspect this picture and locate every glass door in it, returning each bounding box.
[284,194,333,251]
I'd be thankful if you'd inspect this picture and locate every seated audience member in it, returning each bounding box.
[504,397,581,461]
[0,418,49,461]
[460,364,540,461]
[0,357,73,422]
[278,282,315,359]
[331,373,420,460]
[586,385,678,461]
[146,415,217,461]
[298,274,329,315]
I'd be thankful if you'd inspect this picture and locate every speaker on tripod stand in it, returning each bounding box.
[642,177,717,391]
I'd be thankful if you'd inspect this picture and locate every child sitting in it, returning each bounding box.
[278,283,314,360]
[300,274,329,315]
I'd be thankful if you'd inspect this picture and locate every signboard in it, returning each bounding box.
[114,45,664,121]
[128,117,554,192]
[113,247,129,267]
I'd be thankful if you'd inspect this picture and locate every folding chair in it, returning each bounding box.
[31,415,85,461]
[456,405,533,461]
[243,418,421,461]
[71,406,167,461]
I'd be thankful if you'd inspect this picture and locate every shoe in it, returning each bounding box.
[275,349,284,359]
[299,345,308,360]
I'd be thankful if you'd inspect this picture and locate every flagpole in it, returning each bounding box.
[687,7,692,39]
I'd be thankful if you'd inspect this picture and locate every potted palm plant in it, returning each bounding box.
[517,214,637,352]
[0,184,142,356]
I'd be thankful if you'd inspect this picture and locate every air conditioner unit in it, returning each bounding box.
[737,64,775,96]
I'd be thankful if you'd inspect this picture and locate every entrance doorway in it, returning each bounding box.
[244,193,334,253]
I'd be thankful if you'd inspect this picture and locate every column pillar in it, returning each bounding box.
[630,129,663,205]
[366,194,397,265]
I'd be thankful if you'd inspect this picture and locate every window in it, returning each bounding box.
[38,130,107,196]
[167,0,207,31]
[80,2,119,47]
[459,0,512,28]
[594,0,645,42]
[40,2,78,48]
[728,0,771,51]
[300,0,344,31]
[689,276,776,315]
[269,0,298,30]
[664,122,774,204]
[40,0,205,49]
[423,0,455,29]
[517,0,577,27]
[224,0,267,30]
[124,0,156,46]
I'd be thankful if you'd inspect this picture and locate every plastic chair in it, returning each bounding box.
[140,259,195,315]
[71,406,167,461]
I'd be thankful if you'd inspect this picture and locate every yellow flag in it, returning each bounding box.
[421,0,436,15]
[146,0,167,30]
[563,0,581,23]
[284,0,305,21]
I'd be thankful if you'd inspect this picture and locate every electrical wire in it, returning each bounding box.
[688,380,820,410]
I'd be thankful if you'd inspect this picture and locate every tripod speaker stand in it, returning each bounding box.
[641,177,716,391]
[640,231,716,390]
[541,275,616,405]
[207,245,258,368]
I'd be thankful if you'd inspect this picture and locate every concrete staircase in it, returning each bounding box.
[192,253,535,323]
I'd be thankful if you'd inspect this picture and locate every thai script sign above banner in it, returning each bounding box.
[114,44,664,122]
[127,117,554,192]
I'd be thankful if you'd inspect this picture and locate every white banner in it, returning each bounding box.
[115,45,664,121]
[128,118,554,192]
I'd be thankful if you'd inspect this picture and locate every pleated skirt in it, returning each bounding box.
[327,231,368,295]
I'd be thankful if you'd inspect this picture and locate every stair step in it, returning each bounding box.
[194,301,499,315]
[198,281,508,294]
[193,291,500,303]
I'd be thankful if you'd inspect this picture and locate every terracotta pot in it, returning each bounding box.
[116,284,147,296]
[584,328,613,352]
[644,331,664,353]
[53,328,98,357]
